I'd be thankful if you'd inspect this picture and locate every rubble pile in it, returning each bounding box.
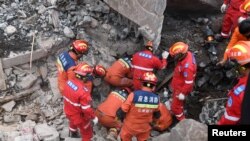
[0,0,230,141]
[199,98,226,124]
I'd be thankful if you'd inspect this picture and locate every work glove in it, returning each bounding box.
[164,99,172,111]
[162,51,169,59]
[176,93,185,100]
[220,3,227,13]
[92,116,98,125]
[238,16,247,24]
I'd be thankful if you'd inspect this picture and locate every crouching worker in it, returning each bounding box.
[104,56,133,88]
[95,87,131,141]
[118,72,161,141]
[151,103,173,132]
[62,63,98,141]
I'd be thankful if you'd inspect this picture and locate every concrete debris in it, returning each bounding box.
[0,59,7,90]
[153,119,207,141]
[3,114,21,123]
[1,100,16,112]
[16,74,37,90]
[34,123,59,141]
[63,26,75,38]
[199,99,226,124]
[48,77,62,102]
[4,25,17,35]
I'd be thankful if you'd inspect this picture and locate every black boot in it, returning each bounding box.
[69,131,80,138]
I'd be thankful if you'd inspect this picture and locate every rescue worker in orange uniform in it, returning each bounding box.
[66,63,107,94]
[151,103,173,132]
[238,0,250,22]
[220,0,244,39]
[63,63,98,141]
[118,72,161,141]
[218,41,250,125]
[95,87,131,141]
[132,41,169,90]
[218,19,250,66]
[169,42,197,121]
[104,56,133,87]
[57,40,89,93]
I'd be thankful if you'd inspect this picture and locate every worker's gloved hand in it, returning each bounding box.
[220,3,227,13]
[176,93,185,100]
[238,16,247,24]
[92,116,98,125]
[162,51,169,59]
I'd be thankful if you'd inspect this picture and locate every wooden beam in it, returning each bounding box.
[0,59,6,90]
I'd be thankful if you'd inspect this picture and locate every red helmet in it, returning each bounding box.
[240,0,250,13]
[228,41,250,65]
[141,72,158,85]
[74,63,93,77]
[71,40,89,54]
[94,65,106,77]
[169,42,189,56]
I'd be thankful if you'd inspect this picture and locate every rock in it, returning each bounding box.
[138,25,155,41]
[39,63,48,80]
[199,62,207,68]
[152,132,170,141]
[48,77,62,102]
[151,130,160,137]
[64,137,81,141]
[209,71,223,86]
[59,127,69,139]
[197,75,209,87]
[4,68,13,76]
[169,119,207,141]
[25,113,38,122]
[34,123,59,141]
[14,134,33,141]
[104,0,166,48]
[37,5,46,14]
[3,114,21,123]
[1,100,16,112]
[0,22,8,30]
[4,25,17,35]
[16,74,37,89]
[90,17,99,28]
[63,26,75,38]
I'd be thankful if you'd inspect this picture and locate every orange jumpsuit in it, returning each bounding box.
[152,103,172,131]
[132,50,167,90]
[120,90,160,141]
[220,0,244,38]
[56,51,77,93]
[95,89,129,129]
[170,51,197,120]
[104,57,133,87]
[63,77,95,141]
[223,27,248,61]
[218,76,247,125]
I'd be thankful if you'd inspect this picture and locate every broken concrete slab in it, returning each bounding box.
[169,119,208,141]
[2,49,48,69]
[104,0,166,49]
[64,137,82,141]
[48,77,62,102]
[34,123,59,141]
[17,74,37,90]
[0,59,6,90]
[1,100,16,112]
